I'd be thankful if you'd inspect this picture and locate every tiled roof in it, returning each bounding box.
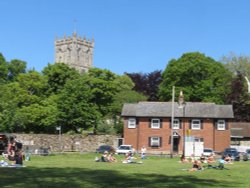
[121,102,234,119]
[231,122,250,138]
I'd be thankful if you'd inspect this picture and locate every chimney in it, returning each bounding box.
[178,91,185,107]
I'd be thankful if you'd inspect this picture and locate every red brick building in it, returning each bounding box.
[121,101,234,154]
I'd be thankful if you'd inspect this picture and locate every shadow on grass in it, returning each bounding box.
[0,167,239,188]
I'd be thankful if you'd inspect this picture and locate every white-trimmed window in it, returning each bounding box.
[173,119,180,129]
[151,119,160,129]
[217,120,226,130]
[128,118,136,128]
[191,119,201,130]
[150,137,160,147]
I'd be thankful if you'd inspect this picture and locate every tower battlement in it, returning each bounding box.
[55,32,94,73]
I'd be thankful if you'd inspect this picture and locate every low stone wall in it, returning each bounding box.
[14,134,119,153]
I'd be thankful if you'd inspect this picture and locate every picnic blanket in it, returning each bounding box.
[0,160,25,168]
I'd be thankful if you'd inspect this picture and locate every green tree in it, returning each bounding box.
[159,52,232,103]
[111,75,147,115]
[110,75,147,135]
[57,75,100,133]
[17,71,47,105]
[42,63,80,94]
[13,95,59,133]
[0,82,22,131]
[7,59,27,81]
[0,53,8,84]
[87,68,119,117]
[0,71,51,132]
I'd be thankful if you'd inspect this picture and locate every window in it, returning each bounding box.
[173,119,180,129]
[191,119,201,130]
[217,120,226,130]
[128,118,136,128]
[150,137,160,147]
[151,119,160,129]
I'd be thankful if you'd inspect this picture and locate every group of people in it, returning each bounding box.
[95,151,117,163]
[121,146,146,164]
[3,136,24,165]
[180,153,232,171]
[95,146,147,164]
[180,153,217,171]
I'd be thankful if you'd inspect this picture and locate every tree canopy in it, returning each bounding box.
[226,73,250,121]
[159,52,232,103]
[126,70,162,101]
[0,53,146,134]
[1,51,250,134]
[222,52,250,77]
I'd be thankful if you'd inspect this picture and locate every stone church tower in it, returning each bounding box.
[55,32,94,73]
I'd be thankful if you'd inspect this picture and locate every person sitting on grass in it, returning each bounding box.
[108,153,117,163]
[122,151,142,164]
[14,139,24,165]
[122,151,134,163]
[224,154,233,164]
[215,156,229,170]
[95,151,110,162]
[207,153,215,168]
[189,160,203,172]
[7,136,16,162]
[189,154,195,163]
[180,154,188,163]
[200,153,207,164]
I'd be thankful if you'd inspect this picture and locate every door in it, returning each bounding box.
[173,137,179,153]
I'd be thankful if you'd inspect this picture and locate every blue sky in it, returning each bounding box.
[1,0,250,75]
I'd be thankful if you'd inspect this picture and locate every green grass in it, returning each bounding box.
[0,153,250,188]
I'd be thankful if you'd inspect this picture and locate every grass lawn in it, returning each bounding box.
[0,153,249,188]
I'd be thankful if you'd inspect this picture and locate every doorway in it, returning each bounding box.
[117,138,124,147]
[173,137,179,153]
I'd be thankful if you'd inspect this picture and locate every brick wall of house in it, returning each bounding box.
[138,118,171,153]
[124,117,230,154]
[214,122,231,152]
[187,119,215,149]
[123,118,138,149]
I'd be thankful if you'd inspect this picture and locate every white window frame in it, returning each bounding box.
[217,120,226,130]
[173,119,180,129]
[151,137,160,147]
[191,119,201,130]
[128,118,136,128]
[151,118,160,129]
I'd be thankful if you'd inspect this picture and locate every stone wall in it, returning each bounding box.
[14,134,119,153]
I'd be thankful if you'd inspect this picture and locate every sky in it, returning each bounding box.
[1,0,250,75]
